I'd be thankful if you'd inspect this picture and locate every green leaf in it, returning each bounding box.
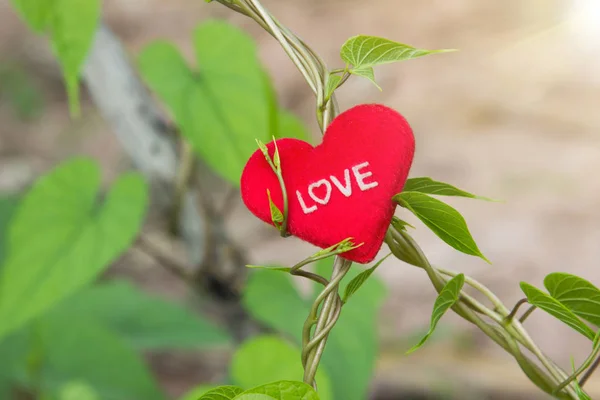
[267,189,284,228]
[276,110,310,142]
[340,35,453,69]
[56,280,230,349]
[10,0,53,31]
[520,282,596,340]
[36,309,164,399]
[197,386,245,400]
[325,74,342,101]
[236,381,318,400]
[139,21,269,185]
[246,265,292,273]
[231,335,331,400]
[395,191,489,262]
[235,395,276,400]
[0,158,148,341]
[407,274,465,353]
[0,195,20,265]
[0,330,30,398]
[544,273,600,327]
[403,177,495,200]
[50,0,101,116]
[343,253,390,303]
[349,67,381,91]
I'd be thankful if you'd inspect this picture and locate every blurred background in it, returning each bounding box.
[1,0,600,399]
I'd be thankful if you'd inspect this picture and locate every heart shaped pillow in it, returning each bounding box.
[241,104,415,263]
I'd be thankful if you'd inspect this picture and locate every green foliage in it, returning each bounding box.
[230,335,332,400]
[520,282,596,340]
[34,309,163,399]
[0,158,148,341]
[236,381,319,400]
[10,0,100,116]
[544,273,600,327]
[403,177,495,201]
[340,35,453,69]
[197,386,244,400]
[407,274,465,353]
[139,21,270,185]
[0,63,44,120]
[343,253,390,303]
[395,191,489,262]
[324,74,342,101]
[57,280,231,349]
[242,266,385,400]
[349,67,380,90]
[0,195,20,264]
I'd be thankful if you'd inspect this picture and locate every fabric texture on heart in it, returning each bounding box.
[240,103,415,264]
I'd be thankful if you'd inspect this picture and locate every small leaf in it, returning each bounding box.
[246,265,291,273]
[0,158,148,341]
[395,191,488,262]
[403,177,496,201]
[267,189,284,228]
[231,336,331,400]
[272,140,281,170]
[236,380,319,400]
[407,274,465,353]
[571,358,592,400]
[325,74,342,101]
[520,282,596,340]
[390,216,414,232]
[312,237,361,258]
[349,67,381,91]
[198,386,245,400]
[340,35,454,69]
[544,273,600,327]
[343,253,391,303]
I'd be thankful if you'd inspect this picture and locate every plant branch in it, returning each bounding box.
[580,352,600,387]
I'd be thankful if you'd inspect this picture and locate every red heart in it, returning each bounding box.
[240,104,415,263]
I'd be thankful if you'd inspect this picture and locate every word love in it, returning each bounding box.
[295,161,378,214]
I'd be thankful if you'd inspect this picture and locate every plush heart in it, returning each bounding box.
[240,104,415,263]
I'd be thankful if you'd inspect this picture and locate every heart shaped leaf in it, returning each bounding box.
[197,386,245,400]
[520,282,596,340]
[340,35,453,69]
[544,273,600,327]
[395,191,489,262]
[407,274,465,353]
[236,381,319,400]
[139,21,270,185]
[403,177,496,201]
[0,158,148,341]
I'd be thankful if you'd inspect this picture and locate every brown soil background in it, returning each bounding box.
[2,0,600,398]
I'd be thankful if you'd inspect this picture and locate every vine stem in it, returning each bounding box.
[385,227,579,399]
[212,0,351,390]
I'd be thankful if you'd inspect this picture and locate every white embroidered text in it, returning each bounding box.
[296,161,379,214]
